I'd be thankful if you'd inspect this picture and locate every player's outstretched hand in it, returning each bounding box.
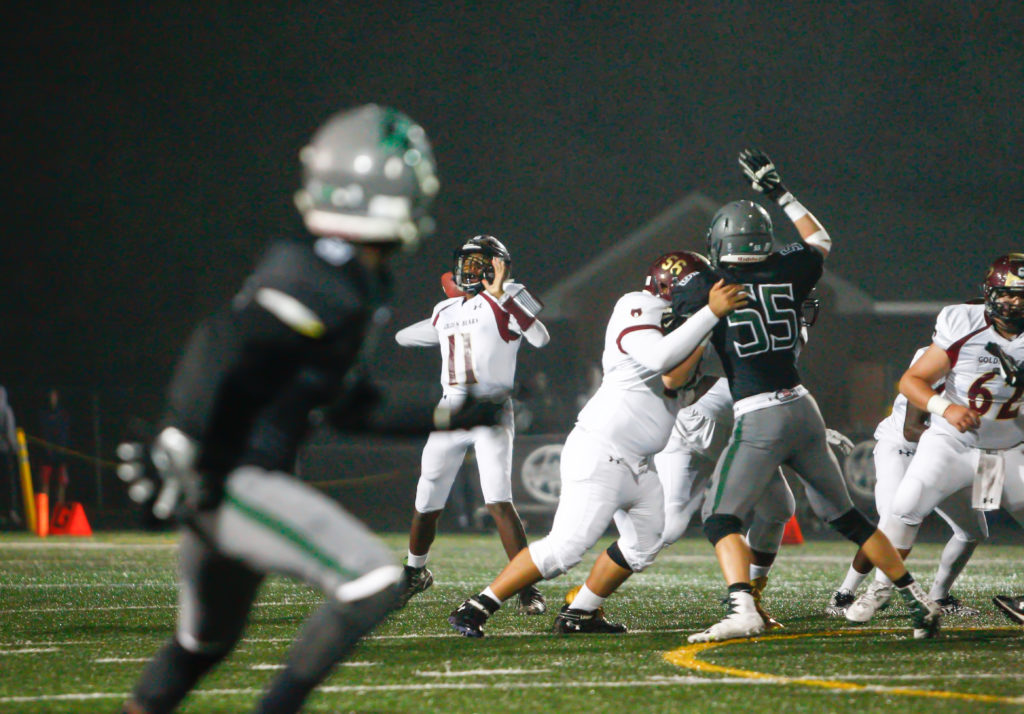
[942,404,982,433]
[483,257,508,299]
[708,279,749,318]
[434,392,507,431]
[738,148,788,203]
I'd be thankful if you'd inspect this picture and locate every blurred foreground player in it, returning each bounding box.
[119,105,503,714]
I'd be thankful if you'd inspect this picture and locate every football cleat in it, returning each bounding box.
[845,581,892,624]
[825,589,856,617]
[517,584,547,615]
[899,581,942,639]
[552,604,627,634]
[935,594,980,617]
[396,565,433,607]
[448,594,498,638]
[688,591,765,643]
[750,575,782,630]
[992,595,1024,625]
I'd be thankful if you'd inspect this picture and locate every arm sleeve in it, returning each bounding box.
[521,318,550,347]
[395,318,439,347]
[619,305,720,373]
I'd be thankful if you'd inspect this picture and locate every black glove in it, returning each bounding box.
[320,371,383,431]
[433,392,508,431]
[661,307,682,333]
[985,342,1024,386]
[738,148,789,203]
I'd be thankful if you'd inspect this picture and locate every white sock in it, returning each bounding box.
[481,586,505,606]
[568,584,606,612]
[750,564,772,581]
[406,551,429,569]
[928,537,977,601]
[840,565,869,593]
[874,571,894,588]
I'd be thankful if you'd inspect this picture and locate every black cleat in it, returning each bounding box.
[397,565,433,607]
[517,585,547,615]
[824,589,856,617]
[935,594,980,616]
[552,604,627,634]
[448,595,498,638]
[993,595,1024,625]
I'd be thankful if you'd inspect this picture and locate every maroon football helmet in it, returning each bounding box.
[643,251,710,300]
[984,253,1024,333]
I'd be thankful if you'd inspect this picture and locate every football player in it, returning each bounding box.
[655,376,801,630]
[674,149,941,643]
[847,255,1024,624]
[118,105,504,714]
[395,234,550,613]
[656,294,853,629]
[828,347,984,618]
[446,251,749,637]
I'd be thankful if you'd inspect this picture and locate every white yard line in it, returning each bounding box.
[94,657,150,663]
[0,542,176,550]
[0,647,59,654]
[415,668,552,677]
[0,677,768,704]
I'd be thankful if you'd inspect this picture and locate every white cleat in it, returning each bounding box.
[845,581,892,624]
[688,592,766,643]
[900,581,942,639]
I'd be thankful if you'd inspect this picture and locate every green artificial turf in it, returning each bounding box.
[1,532,1021,713]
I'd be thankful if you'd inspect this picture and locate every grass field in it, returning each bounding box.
[1,532,1022,713]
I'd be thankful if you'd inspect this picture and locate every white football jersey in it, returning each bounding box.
[575,291,693,462]
[396,291,534,400]
[930,303,1024,449]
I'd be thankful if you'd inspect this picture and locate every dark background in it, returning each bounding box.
[3,2,1023,518]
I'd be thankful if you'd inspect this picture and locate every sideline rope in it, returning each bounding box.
[24,434,412,489]
[23,434,119,470]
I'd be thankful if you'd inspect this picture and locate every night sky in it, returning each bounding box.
[5,1,1023,440]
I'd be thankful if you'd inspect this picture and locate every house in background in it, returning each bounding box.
[537,192,950,438]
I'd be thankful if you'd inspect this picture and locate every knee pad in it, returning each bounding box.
[829,508,876,546]
[605,541,634,572]
[333,565,404,605]
[703,514,743,546]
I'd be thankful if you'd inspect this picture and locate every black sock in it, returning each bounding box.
[893,572,914,589]
[254,588,397,714]
[476,593,501,613]
[132,639,223,714]
[728,582,753,595]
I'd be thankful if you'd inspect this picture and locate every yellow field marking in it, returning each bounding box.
[664,628,1022,705]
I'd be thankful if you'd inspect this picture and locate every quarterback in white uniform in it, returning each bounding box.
[395,235,551,613]
[447,251,748,636]
[847,254,1024,624]
[833,348,986,619]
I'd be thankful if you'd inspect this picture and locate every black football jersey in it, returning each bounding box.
[163,238,390,477]
[672,242,823,402]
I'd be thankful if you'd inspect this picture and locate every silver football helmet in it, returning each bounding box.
[705,200,774,266]
[294,104,440,250]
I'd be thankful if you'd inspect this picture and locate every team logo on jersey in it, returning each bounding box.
[631,308,642,317]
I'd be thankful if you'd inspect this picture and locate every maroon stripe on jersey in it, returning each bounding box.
[946,325,989,368]
[616,324,662,354]
[463,332,477,384]
[447,334,457,385]
[481,293,518,343]
[433,301,459,326]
